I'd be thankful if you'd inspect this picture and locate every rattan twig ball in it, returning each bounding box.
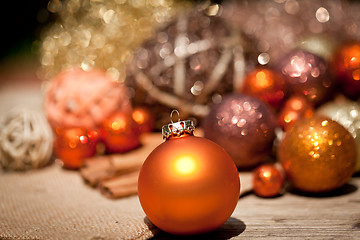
[0,108,53,171]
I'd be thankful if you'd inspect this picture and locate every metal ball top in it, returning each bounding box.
[162,110,195,139]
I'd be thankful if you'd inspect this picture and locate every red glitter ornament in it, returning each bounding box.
[277,50,334,105]
[54,127,99,169]
[277,95,314,131]
[138,111,240,235]
[100,111,141,153]
[253,164,284,198]
[132,107,154,133]
[241,67,287,108]
[333,42,360,99]
[204,94,277,169]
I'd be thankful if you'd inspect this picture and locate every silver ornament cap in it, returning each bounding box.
[162,110,195,139]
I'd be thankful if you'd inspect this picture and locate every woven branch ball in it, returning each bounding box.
[0,108,53,171]
[45,68,132,130]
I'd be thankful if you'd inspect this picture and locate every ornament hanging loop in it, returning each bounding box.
[162,110,195,139]
[170,109,180,123]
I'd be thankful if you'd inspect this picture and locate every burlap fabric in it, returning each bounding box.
[0,164,157,240]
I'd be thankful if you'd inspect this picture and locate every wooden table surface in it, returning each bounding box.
[152,175,360,239]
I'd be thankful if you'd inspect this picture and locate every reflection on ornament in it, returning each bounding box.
[204,94,277,168]
[138,112,240,235]
[100,112,141,154]
[278,95,314,131]
[132,107,154,133]
[40,0,185,80]
[333,42,360,99]
[54,127,99,169]
[127,5,245,127]
[253,164,284,198]
[44,68,131,130]
[241,67,287,108]
[318,98,360,172]
[0,108,53,171]
[278,115,356,193]
[277,50,334,105]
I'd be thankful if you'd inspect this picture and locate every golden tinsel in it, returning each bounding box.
[40,0,188,81]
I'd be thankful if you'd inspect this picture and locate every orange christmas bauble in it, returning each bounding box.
[333,42,360,99]
[138,118,240,235]
[277,95,314,131]
[241,67,287,108]
[253,164,284,197]
[278,115,356,193]
[100,111,141,153]
[132,107,154,133]
[54,127,99,169]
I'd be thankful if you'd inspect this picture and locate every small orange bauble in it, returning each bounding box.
[54,127,99,169]
[278,115,356,193]
[132,107,154,133]
[253,164,284,197]
[277,95,314,131]
[100,112,141,153]
[138,113,240,235]
[333,42,360,98]
[242,68,287,108]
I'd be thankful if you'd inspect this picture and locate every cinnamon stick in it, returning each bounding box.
[98,170,139,199]
[80,133,163,186]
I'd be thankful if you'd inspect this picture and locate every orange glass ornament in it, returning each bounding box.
[241,68,287,108]
[54,127,99,169]
[132,107,154,133]
[253,164,284,197]
[138,111,240,235]
[333,42,360,99]
[100,111,141,153]
[277,95,314,131]
[278,115,356,193]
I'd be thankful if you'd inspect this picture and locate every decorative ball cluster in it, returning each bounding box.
[0,108,53,171]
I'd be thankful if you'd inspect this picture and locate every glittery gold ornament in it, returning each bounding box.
[40,0,186,80]
[278,115,356,193]
[126,4,244,128]
[318,98,360,172]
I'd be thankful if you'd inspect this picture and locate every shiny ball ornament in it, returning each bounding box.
[204,94,277,169]
[127,4,244,128]
[278,115,356,193]
[132,107,154,133]
[318,99,360,172]
[277,50,334,105]
[54,127,99,169]
[138,113,240,235]
[100,111,141,154]
[241,68,287,109]
[45,68,131,130]
[253,164,284,198]
[333,42,360,99]
[277,95,314,131]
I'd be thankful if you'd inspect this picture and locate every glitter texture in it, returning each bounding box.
[278,115,356,193]
[204,94,277,169]
[318,98,360,172]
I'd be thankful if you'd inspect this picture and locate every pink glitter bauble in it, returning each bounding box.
[45,68,131,130]
[203,94,277,169]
